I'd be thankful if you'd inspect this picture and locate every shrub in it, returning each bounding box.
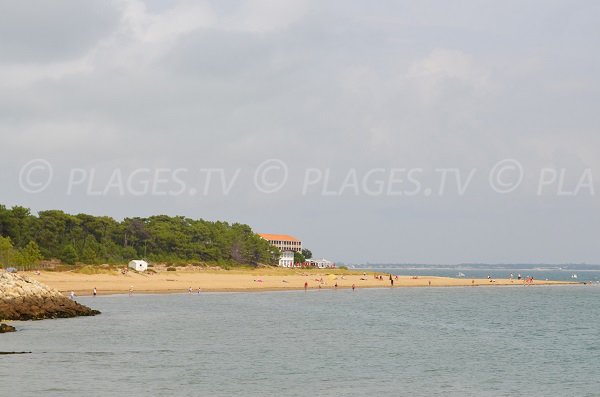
[167,267,176,271]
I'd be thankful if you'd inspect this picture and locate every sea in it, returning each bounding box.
[362,266,600,283]
[1,285,599,396]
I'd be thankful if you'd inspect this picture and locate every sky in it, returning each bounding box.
[1,0,599,264]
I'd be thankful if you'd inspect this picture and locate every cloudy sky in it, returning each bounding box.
[2,0,599,264]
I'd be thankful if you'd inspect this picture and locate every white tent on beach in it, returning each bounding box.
[128,260,148,272]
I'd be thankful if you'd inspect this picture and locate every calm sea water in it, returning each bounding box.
[367,268,600,282]
[1,286,599,396]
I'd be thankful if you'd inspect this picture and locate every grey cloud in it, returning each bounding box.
[1,0,599,263]
[0,0,119,63]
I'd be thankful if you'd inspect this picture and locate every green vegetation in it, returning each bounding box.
[0,204,278,268]
[72,265,120,274]
[0,236,43,270]
[301,249,312,260]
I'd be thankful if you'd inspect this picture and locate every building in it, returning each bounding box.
[259,234,302,267]
[128,260,148,272]
[279,251,295,267]
[308,258,335,269]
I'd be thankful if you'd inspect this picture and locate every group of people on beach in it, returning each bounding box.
[372,273,398,286]
[69,288,97,300]
[303,280,358,290]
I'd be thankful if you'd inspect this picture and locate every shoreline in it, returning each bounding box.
[19,269,579,297]
[72,283,585,298]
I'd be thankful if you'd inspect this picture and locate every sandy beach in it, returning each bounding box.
[22,267,576,296]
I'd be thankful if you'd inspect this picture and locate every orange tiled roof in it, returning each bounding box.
[258,233,301,242]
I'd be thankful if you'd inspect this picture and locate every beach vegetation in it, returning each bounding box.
[0,204,277,268]
[72,265,116,275]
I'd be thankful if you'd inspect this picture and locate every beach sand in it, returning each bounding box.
[23,267,576,296]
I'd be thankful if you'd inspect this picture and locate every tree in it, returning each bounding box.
[21,241,43,267]
[121,246,137,261]
[3,206,33,247]
[35,210,79,258]
[60,244,79,265]
[0,236,15,267]
[0,203,280,267]
[294,251,306,264]
[81,246,98,264]
[302,249,312,260]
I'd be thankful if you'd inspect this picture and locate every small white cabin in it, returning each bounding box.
[128,260,148,272]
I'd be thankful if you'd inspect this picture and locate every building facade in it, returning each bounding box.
[308,258,335,269]
[259,234,302,267]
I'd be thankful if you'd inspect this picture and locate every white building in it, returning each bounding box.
[309,258,335,269]
[128,260,148,272]
[279,251,295,267]
[259,234,302,267]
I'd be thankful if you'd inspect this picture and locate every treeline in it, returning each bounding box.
[0,205,278,267]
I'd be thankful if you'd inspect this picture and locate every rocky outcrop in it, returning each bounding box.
[0,323,16,333]
[0,272,100,321]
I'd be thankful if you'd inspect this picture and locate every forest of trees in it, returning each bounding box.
[0,204,278,268]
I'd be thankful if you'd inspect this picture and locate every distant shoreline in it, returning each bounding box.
[21,269,579,297]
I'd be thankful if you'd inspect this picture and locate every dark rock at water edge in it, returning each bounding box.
[0,272,101,321]
[0,323,16,333]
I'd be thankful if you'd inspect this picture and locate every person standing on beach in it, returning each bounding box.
[188,286,192,294]
[129,286,133,296]
[69,291,76,300]
[304,281,308,290]
[93,287,97,297]
[352,284,356,291]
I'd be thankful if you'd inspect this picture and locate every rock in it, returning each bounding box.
[0,272,100,321]
[0,323,16,333]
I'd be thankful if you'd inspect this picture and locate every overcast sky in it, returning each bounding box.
[1,0,599,264]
